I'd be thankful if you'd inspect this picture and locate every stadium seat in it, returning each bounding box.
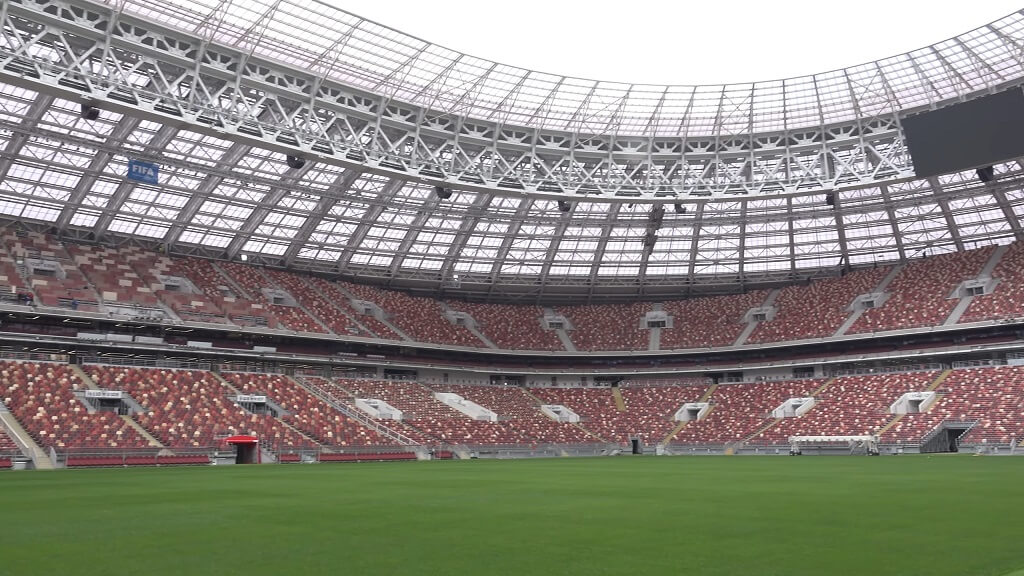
[884,365,1024,445]
[850,249,994,333]
[66,244,163,310]
[752,372,940,444]
[218,261,328,333]
[533,381,710,446]
[340,281,483,347]
[221,372,387,447]
[748,267,892,343]
[3,232,103,312]
[305,278,402,340]
[960,242,1024,323]
[171,258,279,328]
[84,365,313,450]
[265,269,365,336]
[660,291,771,349]
[443,302,565,351]
[557,303,650,351]
[435,384,592,443]
[339,378,529,444]
[670,379,826,445]
[0,361,151,450]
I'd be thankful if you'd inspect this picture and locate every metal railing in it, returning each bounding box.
[80,356,213,371]
[51,447,216,467]
[294,376,419,446]
[951,359,1007,368]
[220,366,286,376]
[620,377,713,387]
[824,363,946,377]
[918,419,980,447]
[0,350,69,363]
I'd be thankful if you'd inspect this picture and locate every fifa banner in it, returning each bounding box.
[127,159,159,185]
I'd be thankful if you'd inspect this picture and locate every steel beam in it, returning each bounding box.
[281,168,363,266]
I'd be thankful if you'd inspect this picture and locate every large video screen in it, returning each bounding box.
[902,88,1024,178]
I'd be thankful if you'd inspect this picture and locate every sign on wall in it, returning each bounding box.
[127,159,159,185]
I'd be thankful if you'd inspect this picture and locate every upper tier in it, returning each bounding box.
[4,231,1023,353]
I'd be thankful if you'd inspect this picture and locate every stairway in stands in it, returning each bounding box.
[834,265,904,337]
[520,387,606,443]
[743,377,837,443]
[659,384,720,445]
[0,410,51,469]
[735,289,781,346]
[119,415,165,448]
[876,369,954,438]
[612,387,627,412]
[945,245,1011,325]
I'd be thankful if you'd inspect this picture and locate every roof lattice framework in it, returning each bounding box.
[0,0,1022,301]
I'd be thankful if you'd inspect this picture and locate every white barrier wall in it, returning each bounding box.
[890,391,937,414]
[355,398,403,420]
[434,392,497,421]
[772,397,816,418]
[674,402,711,421]
[541,404,580,423]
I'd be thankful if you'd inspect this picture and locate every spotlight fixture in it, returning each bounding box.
[642,231,658,251]
[80,103,100,121]
[557,200,571,213]
[648,205,665,225]
[674,203,687,214]
[976,166,996,183]
[285,155,306,169]
[825,192,836,207]
[434,185,452,199]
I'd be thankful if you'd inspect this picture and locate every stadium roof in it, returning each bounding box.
[0,0,1023,301]
[101,0,1024,135]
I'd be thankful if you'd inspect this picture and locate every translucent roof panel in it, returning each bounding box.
[104,1,1024,136]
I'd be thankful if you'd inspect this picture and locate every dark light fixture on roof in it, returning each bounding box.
[976,166,996,183]
[80,103,99,121]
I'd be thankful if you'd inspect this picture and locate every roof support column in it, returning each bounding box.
[928,177,965,252]
[830,192,851,268]
[162,143,253,248]
[336,178,405,271]
[488,198,534,281]
[281,168,364,266]
[0,94,54,181]
[92,125,180,238]
[587,204,623,294]
[686,202,706,277]
[224,161,316,260]
[878,185,907,261]
[55,116,143,231]
[439,192,494,280]
[988,182,1024,242]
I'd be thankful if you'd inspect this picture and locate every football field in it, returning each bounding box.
[1,456,1022,576]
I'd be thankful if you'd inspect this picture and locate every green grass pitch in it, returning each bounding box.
[2,456,1023,576]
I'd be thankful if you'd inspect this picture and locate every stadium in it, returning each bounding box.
[1,0,1024,574]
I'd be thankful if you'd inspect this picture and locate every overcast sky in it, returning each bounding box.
[327,0,1023,85]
